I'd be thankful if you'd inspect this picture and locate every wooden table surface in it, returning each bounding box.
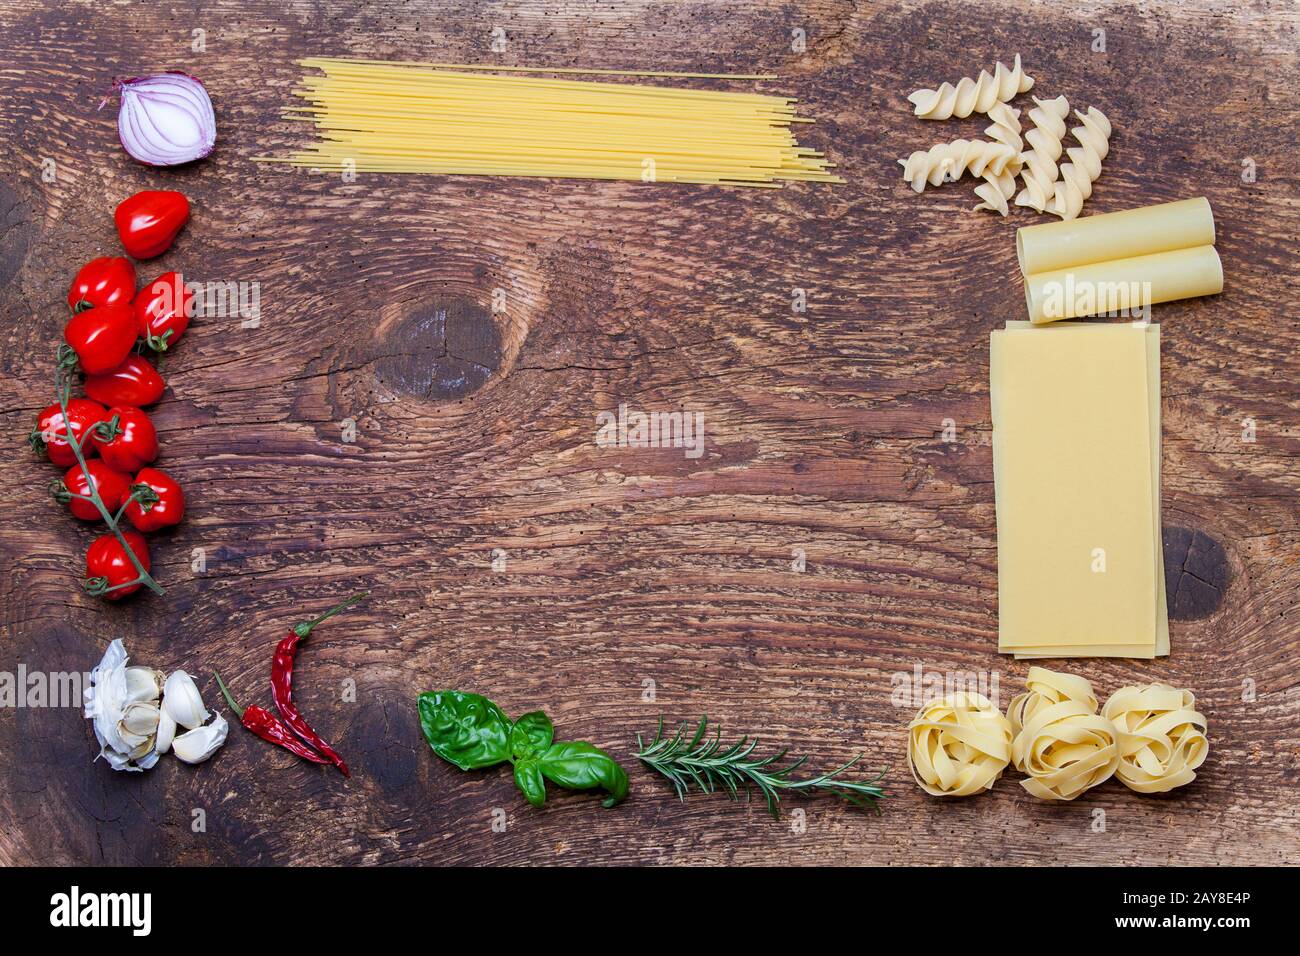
[0,0,1296,867]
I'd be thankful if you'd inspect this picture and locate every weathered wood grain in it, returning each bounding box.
[0,0,1296,866]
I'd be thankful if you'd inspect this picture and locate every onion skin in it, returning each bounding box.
[115,71,216,167]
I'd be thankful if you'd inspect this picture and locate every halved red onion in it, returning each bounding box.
[115,72,216,166]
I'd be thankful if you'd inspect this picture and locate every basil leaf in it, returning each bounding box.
[538,740,630,808]
[417,691,512,770]
[513,758,548,807]
[509,711,554,761]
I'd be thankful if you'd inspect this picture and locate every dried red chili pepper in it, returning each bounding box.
[272,592,367,777]
[213,671,330,766]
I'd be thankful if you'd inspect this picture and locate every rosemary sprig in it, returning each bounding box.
[635,715,885,819]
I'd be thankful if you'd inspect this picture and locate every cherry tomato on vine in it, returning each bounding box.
[91,407,159,473]
[85,531,151,600]
[63,304,138,374]
[134,272,193,351]
[125,467,185,532]
[60,460,132,520]
[83,355,166,407]
[29,399,107,467]
[67,257,136,311]
[114,190,190,259]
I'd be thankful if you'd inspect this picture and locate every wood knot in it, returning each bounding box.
[1162,526,1230,620]
[372,297,502,402]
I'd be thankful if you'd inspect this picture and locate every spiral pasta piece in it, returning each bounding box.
[1102,683,1208,793]
[908,54,1034,119]
[1007,667,1099,769]
[898,139,1019,193]
[907,692,1013,797]
[1049,107,1112,220]
[1012,698,1119,800]
[974,170,1017,215]
[1014,95,1070,212]
[973,104,1023,215]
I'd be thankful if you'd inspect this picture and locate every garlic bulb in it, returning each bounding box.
[172,713,228,764]
[85,644,223,772]
[83,640,159,771]
[162,670,209,729]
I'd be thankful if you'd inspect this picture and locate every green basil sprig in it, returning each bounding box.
[418,691,629,809]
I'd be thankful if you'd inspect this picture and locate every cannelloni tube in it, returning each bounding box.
[1026,244,1223,324]
[1017,197,1215,276]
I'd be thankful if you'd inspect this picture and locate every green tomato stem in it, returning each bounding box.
[54,357,163,597]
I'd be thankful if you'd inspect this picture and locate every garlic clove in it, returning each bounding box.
[84,640,164,772]
[155,708,177,754]
[172,713,228,764]
[162,670,209,730]
[119,700,161,739]
[125,666,165,703]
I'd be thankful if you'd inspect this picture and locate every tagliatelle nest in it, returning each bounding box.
[1007,667,1100,771]
[907,692,1013,797]
[1011,695,1119,801]
[1102,683,1209,794]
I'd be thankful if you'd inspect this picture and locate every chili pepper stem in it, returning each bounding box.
[293,591,368,638]
[213,671,245,720]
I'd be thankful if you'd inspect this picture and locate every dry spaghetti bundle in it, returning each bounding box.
[262,57,841,188]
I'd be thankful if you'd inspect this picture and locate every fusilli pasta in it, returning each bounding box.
[973,104,1023,215]
[973,170,1017,215]
[907,54,1034,120]
[1049,106,1112,220]
[899,139,1019,193]
[1014,95,1070,212]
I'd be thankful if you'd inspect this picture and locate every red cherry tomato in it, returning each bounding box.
[134,272,193,351]
[30,399,107,467]
[63,304,138,374]
[125,467,185,532]
[85,531,151,600]
[83,355,166,407]
[114,190,190,259]
[67,257,136,311]
[61,460,132,520]
[91,406,159,473]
